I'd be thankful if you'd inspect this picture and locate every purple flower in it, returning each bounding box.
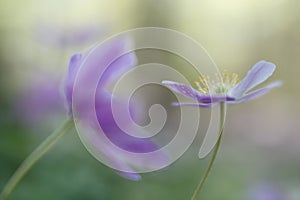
[64,37,167,180]
[162,61,281,107]
[15,75,65,128]
[247,184,286,200]
[34,22,107,48]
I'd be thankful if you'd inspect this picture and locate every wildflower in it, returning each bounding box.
[34,22,107,48]
[162,61,281,106]
[64,37,166,180]
[248,184,286,200]
[162,60,281,200]
[15,75,65,128]
[1,36,168,200]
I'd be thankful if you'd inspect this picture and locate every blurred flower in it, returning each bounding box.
[33,22,108,48]
[16,21,108,128]
[247,184,286,200]
[15,74,65,128]
[162,61,281,107]
[64,37,167,180]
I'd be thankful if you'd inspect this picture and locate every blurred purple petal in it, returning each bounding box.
[230,61,276,97]
[98,38,137,88]
[248,184,286,200]
[95,90,158,153]
[83,129,142,181]
[64,53,82,114]
[118,172,141,181]
[34,22,108,47]
[64,38,136,114]
[15,75,65,127]
[64,36,168,180]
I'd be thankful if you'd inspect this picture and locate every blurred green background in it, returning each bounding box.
[0,0,299,199]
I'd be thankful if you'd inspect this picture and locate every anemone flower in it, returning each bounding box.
[15,75,65,129]
[34,22,107,48]
[162,60,281,200]
[0,37,167,200]
[248,184,286,200]
[64,37,166,180]
[162,61,282,107]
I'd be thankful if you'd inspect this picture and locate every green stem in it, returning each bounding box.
[191,102,226,200]
[0,118,74,200]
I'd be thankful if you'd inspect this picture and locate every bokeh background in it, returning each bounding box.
[0,0,299,199]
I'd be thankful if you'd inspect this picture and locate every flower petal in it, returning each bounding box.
[95,90,160,153]
[230,81,282,103]
[162,80,235,104]
[197,94,235,103]
[230,61,276,97]
[83,126,142,181]
[119,172,141,181]
[98,38,137,88]
[171,102,215,108]
[16,75,65,127]
[64,53,82,114]
[162,80,202,100]
[64,37,136,115]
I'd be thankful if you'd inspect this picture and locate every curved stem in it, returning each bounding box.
[0,118,74,200]
[191,102,226,200]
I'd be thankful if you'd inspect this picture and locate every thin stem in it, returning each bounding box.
[0,118,74,200]
[191,102,226,200]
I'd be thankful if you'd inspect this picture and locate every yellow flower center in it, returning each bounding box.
[194,70,239,94]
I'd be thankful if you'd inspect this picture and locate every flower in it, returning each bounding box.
[247,184,286,200]
[162,61,282,107]
[15,74,65,129]
[34,22,107,48]
[64,37,167,180]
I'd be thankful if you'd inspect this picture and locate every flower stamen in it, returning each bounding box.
[195,70,240,94]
